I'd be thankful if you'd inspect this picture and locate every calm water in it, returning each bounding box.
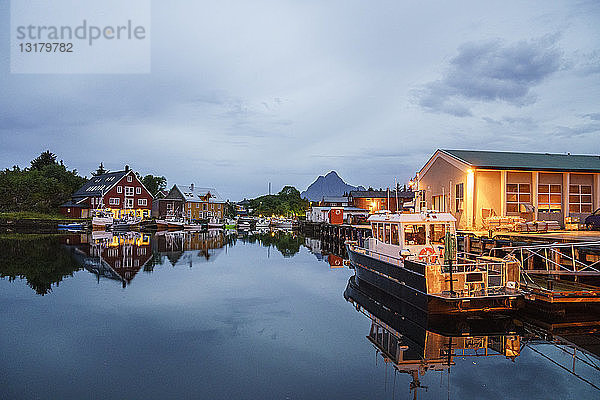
[1,231,599,399]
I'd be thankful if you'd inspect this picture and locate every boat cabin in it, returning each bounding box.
[368,211,457,264]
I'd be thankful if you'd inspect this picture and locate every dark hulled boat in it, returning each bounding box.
[346,211,523,314]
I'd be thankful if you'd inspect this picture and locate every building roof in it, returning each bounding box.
[369,211,457,224]
[321,196,348,203]
[349,190,415,199]
[72,170,130,198]
[173,184,225,203]
[441,149,600,172]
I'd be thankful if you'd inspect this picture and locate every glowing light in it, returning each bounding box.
[467,168,473,174]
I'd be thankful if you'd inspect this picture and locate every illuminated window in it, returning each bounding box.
[569,185,592,213]
[455,183,464,211]
[506,183,531,213]
[432,195,446,212]
[404,224,426,245]
[378,223,384,242]
[538,184,561,212]
[428,224,447,245]
[390,224,399,245]
[384,224,391,244]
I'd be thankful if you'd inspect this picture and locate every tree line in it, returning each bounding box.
[0,151,167,214]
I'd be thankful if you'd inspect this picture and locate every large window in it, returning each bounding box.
[377,223,384,242]
[391,224,399,245]
[455,183,464,211]
[506,183,531,213]
[428,224,447,245]
[404,224,426,246]
[125,186,134,196]
[109,198,119,205]
[538,184,561,212]
[569,185,592,213]
[384,224,391,244]
[432,195,446,212]
[125,198,134,208]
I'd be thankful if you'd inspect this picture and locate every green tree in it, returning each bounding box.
[247,185,309,217]
[91,162,107,176]
[141,175,167,197]
[30,150,57,170]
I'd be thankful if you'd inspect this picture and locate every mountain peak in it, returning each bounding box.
[301,171,362,201]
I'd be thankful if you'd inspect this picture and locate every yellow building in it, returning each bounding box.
[417,150,600,229]
[174,184,226,221]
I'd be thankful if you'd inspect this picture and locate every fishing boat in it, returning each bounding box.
[208,218,223,229]
[110,215,142,231]
[224,218,236,230]
[345,210,523,314]
[184,221,207,231]
[91,209,114,229]
[271,217,293,229]
[255,217,270,229]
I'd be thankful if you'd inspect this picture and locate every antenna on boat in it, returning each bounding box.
[395,177,399,213]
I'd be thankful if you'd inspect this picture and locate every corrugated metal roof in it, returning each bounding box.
[349,190,415,199]
[72,170,129,197]
[174,184,225,203]
[442,149,600,172]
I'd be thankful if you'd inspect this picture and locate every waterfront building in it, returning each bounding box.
[416,149,600,229]
[318,196,349,207]
[348,189,414,213]
[155,184,225,220]
[60,166,153,219]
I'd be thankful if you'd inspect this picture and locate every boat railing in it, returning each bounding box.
[351,243,516,294]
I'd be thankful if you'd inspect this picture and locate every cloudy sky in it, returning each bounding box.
[1,0,599,200]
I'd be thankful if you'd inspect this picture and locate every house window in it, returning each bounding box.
[117,186,122,194]
[538,184,562,212]
[127,175,133,182]
[109,198,120,205]
[125,186,134,196]
[203,203,207,211]
[138,199,147,206]
[136,187,141,194]
[167,203,173,211]
[506,183,531,213]
[125,198,134,208]
[432,195,446,212]
[196,203,199,208]
[455,183,464,211]
[569,185,593,213]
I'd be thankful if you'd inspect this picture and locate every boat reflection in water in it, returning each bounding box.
[344,275,600,398]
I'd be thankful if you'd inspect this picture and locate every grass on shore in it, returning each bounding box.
[0,211,81,221]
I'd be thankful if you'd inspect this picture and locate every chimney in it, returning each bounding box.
[125,165,130,171]
[190,183,194,191]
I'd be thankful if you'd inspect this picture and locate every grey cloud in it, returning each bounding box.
[552,122,600,138]
[583,112,600,121]
[416,37,563,116]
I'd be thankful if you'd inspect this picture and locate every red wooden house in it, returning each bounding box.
[60,167,154,219]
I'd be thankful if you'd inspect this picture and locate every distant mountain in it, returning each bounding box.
[301,171,365,202]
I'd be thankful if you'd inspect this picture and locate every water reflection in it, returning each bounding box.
[234,229,304,258]
[344,275,600,398]
[0,234,81,295]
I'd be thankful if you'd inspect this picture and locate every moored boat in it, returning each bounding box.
[346,210,523,314]
[91,209,114,229]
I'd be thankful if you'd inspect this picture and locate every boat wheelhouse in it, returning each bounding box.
[346,211,523,313]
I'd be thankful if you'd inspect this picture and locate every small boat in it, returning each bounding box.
[224,218,236,230]
[346,210,523,314]
[91,209,114,229]
[156,217,185,230]
[110,215,142,231]
[256,218,270,229]
[208,218,223,229]
[271,217,294,229]
[184,221,207,231]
